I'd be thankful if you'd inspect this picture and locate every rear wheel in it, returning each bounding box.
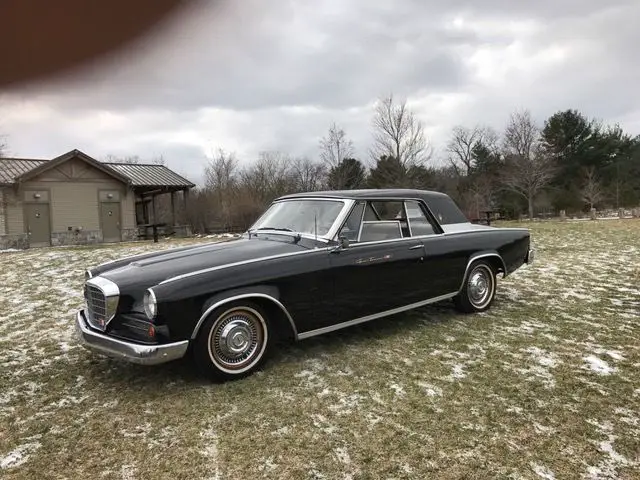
[454,260,497,313]
[193,300,272,381]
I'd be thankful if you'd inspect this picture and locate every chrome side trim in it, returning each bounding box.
[191,293,298,340]
[440,223,530,235]
[159,248,330,286]
[297,292,458,340]
[160,229,518,286]
[459,253,508,289]
[75,309,189,365]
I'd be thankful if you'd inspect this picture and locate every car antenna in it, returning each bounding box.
[314,212,318,242]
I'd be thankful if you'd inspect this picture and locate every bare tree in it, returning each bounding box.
[240,151,296,203]
[447,125,485,176]
[581,166,604,210]
[501,149,556,220]
[291,156,326,192]
[370,93,432,169]
[204,148,239,231]
[0,133,7,158]
[151,154,166,165]
[499,110,556,219]
[103,154,141,164]
[319,122,354,169]
[503,109,539,160]
[205,148,238,191]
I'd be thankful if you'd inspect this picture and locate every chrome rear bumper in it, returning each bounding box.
[526,248,535,264]
[75,309,189,365]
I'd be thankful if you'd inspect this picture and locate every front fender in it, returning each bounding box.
[191,287,297,340]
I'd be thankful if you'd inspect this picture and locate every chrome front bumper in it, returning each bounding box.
[75,309,189,365]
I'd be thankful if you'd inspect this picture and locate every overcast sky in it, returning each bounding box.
[2,0,639,185]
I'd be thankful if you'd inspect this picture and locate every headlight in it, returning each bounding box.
[85,269,93,281]
[143,289,157,320]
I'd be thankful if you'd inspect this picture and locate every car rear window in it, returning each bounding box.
[426,195,469,225]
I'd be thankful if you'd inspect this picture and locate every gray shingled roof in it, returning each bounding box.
[105,163,194,188]
[0,158,47,184]
[0,157,194,188]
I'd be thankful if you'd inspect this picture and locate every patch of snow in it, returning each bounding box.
[334,447,351,465]
[310,414,338,435]
[369,391,386,405]
[271,426,290,436]
[389,383,405,397]
[444,364,466,381]
[583,355,616,376]
[0,442,41,469]
[524,346,559,368]
[328,393,362,415]
[200,426,221,480]
[532,422,555,435]
[416,381,443,397]
[120,464,137,480]
[317,388,331,398]
[604,350,625,361]
[530,462,555,479]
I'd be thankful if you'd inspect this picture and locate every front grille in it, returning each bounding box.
[84,277,120,331]
[86,285,107,329]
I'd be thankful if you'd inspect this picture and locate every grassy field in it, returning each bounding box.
[1,221,639,479]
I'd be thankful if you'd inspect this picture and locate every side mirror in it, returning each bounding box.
[330,235,350,253]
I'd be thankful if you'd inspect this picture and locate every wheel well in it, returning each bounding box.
[469,254,506,278]
[195,294,297,342]
[484,256,505,277]
[249,297,297,342]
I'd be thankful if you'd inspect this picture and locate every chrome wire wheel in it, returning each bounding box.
[207,307,268,374]
[466,264,495,309]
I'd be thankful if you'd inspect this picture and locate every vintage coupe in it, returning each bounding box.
[76,189,534,380]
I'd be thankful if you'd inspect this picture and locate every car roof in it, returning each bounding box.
[276,188,450,201]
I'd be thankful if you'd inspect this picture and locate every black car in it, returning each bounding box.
[76,189,534,380]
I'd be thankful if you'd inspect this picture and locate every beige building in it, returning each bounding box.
[0,149,194,249]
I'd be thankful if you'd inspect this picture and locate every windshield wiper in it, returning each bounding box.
[250,227,302,243]
[255,227,294,232]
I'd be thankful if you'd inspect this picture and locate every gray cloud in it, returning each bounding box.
[2,0,639,185]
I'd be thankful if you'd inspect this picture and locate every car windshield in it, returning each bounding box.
[250,199,345,237]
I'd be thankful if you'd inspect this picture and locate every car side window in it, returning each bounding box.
[360,221,403,242]
[404,200,437,236]
[369,200,410,237]
[338,202,365,242]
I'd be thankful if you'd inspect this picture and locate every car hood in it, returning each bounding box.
[93,237,309,295]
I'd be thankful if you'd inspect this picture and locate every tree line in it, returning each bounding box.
[2,93,638,232]
[184,94,639,232]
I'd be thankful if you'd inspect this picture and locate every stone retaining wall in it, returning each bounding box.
[0,234,29,250]
[50,230,103,246]
[0,189,5,235]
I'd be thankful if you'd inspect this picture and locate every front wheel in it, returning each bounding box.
[454,260,497,313]
[193,300,272,381]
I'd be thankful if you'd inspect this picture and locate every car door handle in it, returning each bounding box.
[409,244,423,250]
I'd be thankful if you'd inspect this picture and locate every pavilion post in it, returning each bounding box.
[171,191,176,227]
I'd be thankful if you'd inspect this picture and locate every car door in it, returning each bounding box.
[405,199,468,297]
[325,200,430,326]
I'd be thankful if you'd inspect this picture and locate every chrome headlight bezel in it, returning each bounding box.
[143,289,157,320]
